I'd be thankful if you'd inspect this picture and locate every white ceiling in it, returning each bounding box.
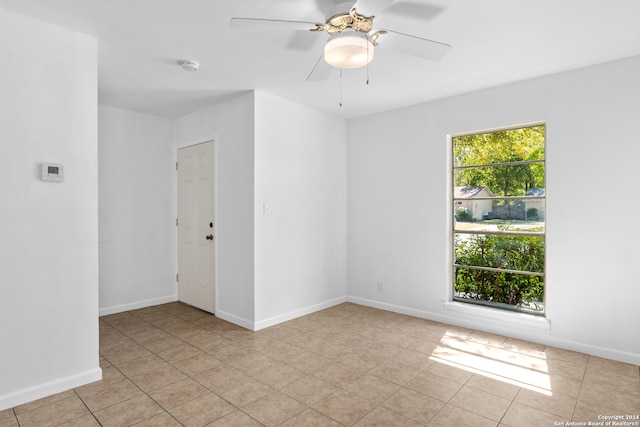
[1,0,639,119]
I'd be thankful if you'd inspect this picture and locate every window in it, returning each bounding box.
[452,124,545,314]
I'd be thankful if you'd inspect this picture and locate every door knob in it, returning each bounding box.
[206,234,213,240]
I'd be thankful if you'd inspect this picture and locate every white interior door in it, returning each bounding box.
[177,141,215,313]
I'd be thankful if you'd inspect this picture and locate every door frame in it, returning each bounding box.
[175,137,218,313]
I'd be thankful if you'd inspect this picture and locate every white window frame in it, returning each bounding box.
[448,122,547,317]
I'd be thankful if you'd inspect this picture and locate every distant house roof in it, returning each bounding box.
[526,188,545,196]
[454,186,494,198]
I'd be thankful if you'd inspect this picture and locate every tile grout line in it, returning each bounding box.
[96,339,185,425]
[107,305,286,426]
[569,354,591,421]
[108,309,225,426]
[498,387,524,427]
[72,388,103,426]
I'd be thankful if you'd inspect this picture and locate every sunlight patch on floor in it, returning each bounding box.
[430,331,552,396]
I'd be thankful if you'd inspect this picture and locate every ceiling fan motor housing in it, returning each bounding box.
[322,8,374,35]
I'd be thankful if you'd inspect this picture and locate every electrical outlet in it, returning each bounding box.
[377,282,384,292]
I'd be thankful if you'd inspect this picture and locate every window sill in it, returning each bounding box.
[442,301,551,330]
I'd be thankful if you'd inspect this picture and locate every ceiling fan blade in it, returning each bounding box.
[351,0,395,16]
[307,54,332,81]
[375,29,451,61]
[230,17,320,31]
[383,2,444,22]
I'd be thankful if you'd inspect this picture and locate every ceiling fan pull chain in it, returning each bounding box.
[339,68,343,107]
[366,43,370,85]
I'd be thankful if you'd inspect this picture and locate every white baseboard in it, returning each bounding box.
[253,296,348,331]
[215,296,348,331]
[99,294,177,316]
[215,310,255,331]
[347,296,640,366]
[0,368,102,412]
[347,296,448,323]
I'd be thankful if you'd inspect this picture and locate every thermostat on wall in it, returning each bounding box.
[41,163,64,182]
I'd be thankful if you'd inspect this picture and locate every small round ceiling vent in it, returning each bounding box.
[178,60,199,71]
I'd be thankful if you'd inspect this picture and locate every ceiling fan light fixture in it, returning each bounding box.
[324,31,374,69]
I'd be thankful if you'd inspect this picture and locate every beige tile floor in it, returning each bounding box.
[2,302,639,426]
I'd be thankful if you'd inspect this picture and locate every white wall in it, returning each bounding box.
[173,91,348,329]
[254,92,347,328]
[0,10,101,410]
[347,56,640,365]
[98,106,176,314]
[174,93,256,326]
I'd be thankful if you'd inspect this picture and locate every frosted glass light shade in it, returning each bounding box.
[324,31,374,69]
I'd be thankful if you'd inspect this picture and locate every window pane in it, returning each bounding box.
[453,125,545,168]
[454,164,544,197]
[454,200,545,233]
[454,233,544,274]
[453,267,545,313]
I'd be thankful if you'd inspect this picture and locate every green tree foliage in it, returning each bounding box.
[454,231,545,311]
[454,126,545,197]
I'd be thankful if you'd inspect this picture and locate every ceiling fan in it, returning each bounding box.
[230,0,451,81]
